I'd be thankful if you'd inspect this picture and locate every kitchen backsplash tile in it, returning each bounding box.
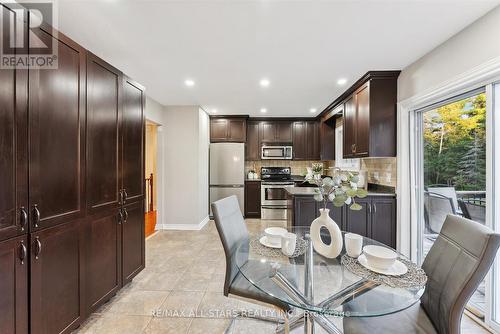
[360,157,397,188]
[245,160,333,177]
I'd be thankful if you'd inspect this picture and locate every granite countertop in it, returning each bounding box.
[285,187,396,197]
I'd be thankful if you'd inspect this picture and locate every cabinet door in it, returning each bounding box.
[325,203,344,230]
[294,197,318,227]
[228,119,246,142]
[355,83,370,157]
[260,122,276,143]
[122,201,145,284]
[0,235,28,334]
[29,27,86,231]
[244,182,261,218]
[306,121,320,160]
[343,96,356,158]
[246,121,260,160]
[84,210,122,314]
[370,197,396,248]
[122,77,145,204]
[0,5,28,241]
[292,122,307,160]
[320,120,335,161]
[210,119,228,142]
[30,221,84,334]
[345,197,371,237]
[276,122,292,142]
[86,53,122,214]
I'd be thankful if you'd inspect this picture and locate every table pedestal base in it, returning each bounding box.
[276,312,342,334]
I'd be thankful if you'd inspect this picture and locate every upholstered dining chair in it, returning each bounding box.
[211,195,292,333]
[343,214,500,334]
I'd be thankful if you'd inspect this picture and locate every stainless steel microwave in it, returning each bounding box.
[261,146,293,160]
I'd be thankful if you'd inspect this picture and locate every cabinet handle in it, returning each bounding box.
[118,210,124,225]
[368,203,372,213]
[123,208,128,222]
[20,207,27,231]
[19,241,27,265]
[353,143,357,153]
[34,237,42,259]
[122,189,128,203]
[373,203,377,213]
[33,205,40,228]
[119,189,123,204]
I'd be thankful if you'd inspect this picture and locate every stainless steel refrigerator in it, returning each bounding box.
[209,143,245,216]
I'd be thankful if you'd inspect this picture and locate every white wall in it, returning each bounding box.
[198,108,210,223]
[398,5,500,101]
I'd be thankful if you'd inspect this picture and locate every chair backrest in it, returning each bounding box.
[211,195,249,296]
[427,187,459,214]
[421,215,500,334]
[424,191,456,234]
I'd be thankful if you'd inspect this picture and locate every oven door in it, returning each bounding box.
[261,183,293,206]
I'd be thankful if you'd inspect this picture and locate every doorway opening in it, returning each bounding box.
[417,90,487,318]
[145,120,158,237]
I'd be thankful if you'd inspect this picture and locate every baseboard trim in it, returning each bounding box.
[157,216,210,231]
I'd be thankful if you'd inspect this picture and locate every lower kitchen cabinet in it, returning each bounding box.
[84,209,122,314]
[0,235,28,334]
[121,201,145,284]
[288,194,396,248]
[244,181,261,218]
[30,221,84,334]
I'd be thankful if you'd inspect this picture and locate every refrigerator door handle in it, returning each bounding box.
[210,184,244,188]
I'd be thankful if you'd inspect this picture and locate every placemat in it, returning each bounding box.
[341,254,427,289]
[250,236,308,258]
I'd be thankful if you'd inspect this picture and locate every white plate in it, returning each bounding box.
[259,236,281,249]
[358,254,408,276]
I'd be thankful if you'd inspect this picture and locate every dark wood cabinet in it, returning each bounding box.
[121,201,145,284]
[320,118,335,161]
[288,194,396,248]
[84,210,122,314]
[260,121,293,144]
[341,72,399,158]
[0,4,28,242]
[210,117,247,142]
[29,26,86,231]
[0,235,28,334]
[292,121,320,160]
[122,77,145,204]
[30,221,84,334]
[246,121,260,160]
[244,181,261,218]
[86,53,122,214]
[370,197,396,248]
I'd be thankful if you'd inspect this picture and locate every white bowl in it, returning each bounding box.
[362,245,398,270]
[264,227,287,246]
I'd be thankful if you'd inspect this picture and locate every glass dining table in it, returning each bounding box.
[235,227,425,334]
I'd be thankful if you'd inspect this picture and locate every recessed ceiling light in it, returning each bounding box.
[184,79,195,87]
[260,78,270,87]
[260,108,267,113]
[337,78,347,86]
[310,108,317,113]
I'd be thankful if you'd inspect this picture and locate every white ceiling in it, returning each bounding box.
[56,0,499,117]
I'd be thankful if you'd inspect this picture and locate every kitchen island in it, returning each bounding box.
[286,187,396,248]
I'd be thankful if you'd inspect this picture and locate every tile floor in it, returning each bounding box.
[74,219,490,334]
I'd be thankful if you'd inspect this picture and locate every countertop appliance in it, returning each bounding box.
[261,145,293,160]
[261,167,294,220]
[210,143,245,216]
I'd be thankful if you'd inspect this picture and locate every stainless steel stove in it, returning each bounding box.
[261,167,294,220]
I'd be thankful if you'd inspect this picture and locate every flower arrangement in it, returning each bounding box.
[305,164,367,211]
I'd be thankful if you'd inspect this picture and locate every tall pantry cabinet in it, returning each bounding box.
[0,4,145,334]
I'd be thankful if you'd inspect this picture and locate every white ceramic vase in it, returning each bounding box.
[310,208,343,258]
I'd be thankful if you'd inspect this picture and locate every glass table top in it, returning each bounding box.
[235,227,424,318]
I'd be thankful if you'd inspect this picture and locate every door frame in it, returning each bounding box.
[397,55,500,330]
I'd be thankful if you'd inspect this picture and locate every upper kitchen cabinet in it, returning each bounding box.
[259,121,293,143]
[28,25,87,231]
[210,116,247,142]
[246,121,260,160]
[319,107,340,161]
[292,121,320,160]
[340,71,400,158]
[0,4,28,242]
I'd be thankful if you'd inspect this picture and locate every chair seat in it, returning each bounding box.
[343,303,437,334]
[229,271,293,311]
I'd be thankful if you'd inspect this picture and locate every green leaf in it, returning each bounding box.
[314,194,323,202]
[356,189,368,198]
[346,189,357,197]
[328,193,335,201]
[350,203,362,211]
